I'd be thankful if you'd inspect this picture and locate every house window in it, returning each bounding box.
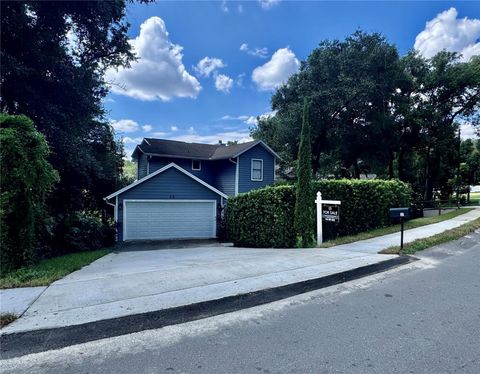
[192,160,201,171]
[251,159,263,181]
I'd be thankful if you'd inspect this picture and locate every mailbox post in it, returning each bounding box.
[389,208,410,251]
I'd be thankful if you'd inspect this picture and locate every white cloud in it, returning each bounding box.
[215,74,234,93]
[142,124,152,132]
[169,130,252,144]
[110,119,140,133]
[239,43,269,58]
[151,131,167,137]
[122,136,143,145]
[414,8,480,61]
[170,126,178,132]
[258,0,280,10]
[460,123,479,139]
[252,48,300,91]
[237,4,243,13]
[245,116,258,125]
[221,115,249,121]
[236,73,246,87]
[221,0,229,13]
[105,17,201,101]
[195,57,226,78]
[221,111,276,125]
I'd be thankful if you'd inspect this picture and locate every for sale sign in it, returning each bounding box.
[322,204,339,222]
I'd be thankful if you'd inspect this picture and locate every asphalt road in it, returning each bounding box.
[2,231,480,374]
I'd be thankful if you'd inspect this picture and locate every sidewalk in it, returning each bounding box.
[1,208,479,337]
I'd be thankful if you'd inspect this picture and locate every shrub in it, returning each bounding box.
[53,212,115,254]
[226,185,297,248]
[226,179,412,248]
[0,114,59,271]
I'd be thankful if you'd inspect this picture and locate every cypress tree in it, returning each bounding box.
[294,99,314,247]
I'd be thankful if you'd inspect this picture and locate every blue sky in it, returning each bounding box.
[104,1,480,157]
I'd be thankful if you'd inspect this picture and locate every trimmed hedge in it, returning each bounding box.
[225,179,412,248]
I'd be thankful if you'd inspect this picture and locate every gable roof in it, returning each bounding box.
[105,163,229,200]
[132,138,280,161]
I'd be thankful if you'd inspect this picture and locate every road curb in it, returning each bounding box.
[0,255,416,359]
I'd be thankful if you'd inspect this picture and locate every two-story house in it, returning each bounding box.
[105,138,280,241]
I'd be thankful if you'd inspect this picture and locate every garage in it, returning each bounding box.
[123,200,217,241]
[105,163,228,241]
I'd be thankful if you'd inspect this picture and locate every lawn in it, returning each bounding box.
[0,249,109,289]
[381,217,480,255]
[320,208,474,248]
[464,191,480,206]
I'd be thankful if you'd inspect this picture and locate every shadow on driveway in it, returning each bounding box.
[113,239,228,252]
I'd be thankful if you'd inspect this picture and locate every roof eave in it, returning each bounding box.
[231,140,282,160]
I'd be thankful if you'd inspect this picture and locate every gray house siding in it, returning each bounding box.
[137,153,148,179]
[212,159,236,197]
[116,167,223,241]
[148,157,215,185]
[238,145,275,194]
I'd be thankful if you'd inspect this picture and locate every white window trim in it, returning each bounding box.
[192,159,201,171]
[251,159,264,182]
[122,199,217,241]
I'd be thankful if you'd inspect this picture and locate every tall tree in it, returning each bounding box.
[253,31,402,178]
[399,52,480,201]
[294,100,314,247]
[0,1,135,217]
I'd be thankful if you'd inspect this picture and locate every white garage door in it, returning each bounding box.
[124,200,217,240]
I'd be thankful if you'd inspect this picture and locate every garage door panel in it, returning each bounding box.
[124,201,216,240]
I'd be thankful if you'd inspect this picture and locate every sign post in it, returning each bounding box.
[315,191,341,245]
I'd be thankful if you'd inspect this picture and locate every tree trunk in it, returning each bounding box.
[388,151,394,179]
[353,159,361,179]
[398,147,405,181]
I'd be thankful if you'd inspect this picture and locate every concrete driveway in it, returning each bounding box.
[3,208,479,335]
[1,245,394,334]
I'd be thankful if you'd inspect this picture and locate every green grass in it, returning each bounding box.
[319,208,474,248]
[0,249,109,289]
[464,192,480,206]
[0,313,17,328]
[381,217,480,255]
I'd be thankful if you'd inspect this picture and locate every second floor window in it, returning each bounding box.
[192,160,201,170]
[251,159,263,181]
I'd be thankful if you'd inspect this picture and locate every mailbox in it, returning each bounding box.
[389,207,410,220]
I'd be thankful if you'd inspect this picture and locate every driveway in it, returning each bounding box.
[3,208,479,335]
[1,245,394,334]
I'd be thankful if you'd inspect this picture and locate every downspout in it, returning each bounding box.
[103,197,115,208]
[229,157,239,196]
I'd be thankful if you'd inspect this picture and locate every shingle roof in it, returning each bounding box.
[133,138,279,160]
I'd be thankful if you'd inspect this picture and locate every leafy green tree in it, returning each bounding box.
[254,31,402,178]
[459,138,480,202]
[0,1,135,217]
[294,100,314,247]
[399,52,480,201]
[0,114,59,270]
[121,159,138,186]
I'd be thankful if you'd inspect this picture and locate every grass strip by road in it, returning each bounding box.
[381,217,480,255]
[0,249,109,289]
[0,313,17,328]
[319,208,474,248]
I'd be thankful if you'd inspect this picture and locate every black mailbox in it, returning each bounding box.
[389,208,410,220]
